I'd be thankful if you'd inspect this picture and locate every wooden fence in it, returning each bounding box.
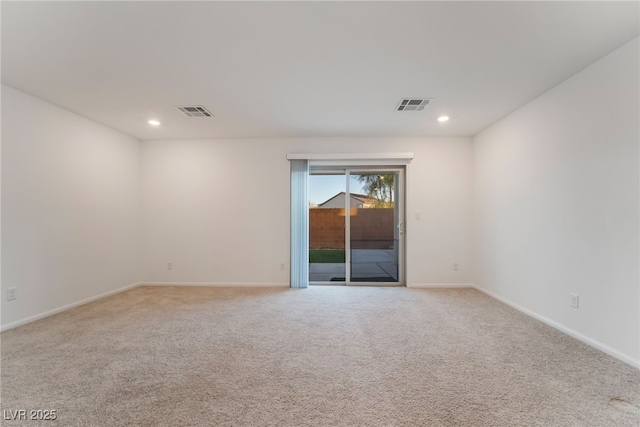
[309,208,395,249]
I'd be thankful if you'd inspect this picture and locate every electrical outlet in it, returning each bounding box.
[415,212,421,220]
[280,263,286,271]
[167,262,173,271]
[7,288,17,301]
[570,293,579,309]
[453,263,459,271]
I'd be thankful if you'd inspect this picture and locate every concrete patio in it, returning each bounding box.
[309,249,398,282]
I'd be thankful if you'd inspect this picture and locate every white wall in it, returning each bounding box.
[1,85,141,328]
[141,137,473,286]
[473,38,639,365]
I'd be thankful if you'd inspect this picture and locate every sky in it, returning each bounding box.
[309,175,365,206]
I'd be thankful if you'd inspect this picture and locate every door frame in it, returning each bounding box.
[309,166,406,286]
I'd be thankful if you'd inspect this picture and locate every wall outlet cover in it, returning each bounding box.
[570,293,579,309]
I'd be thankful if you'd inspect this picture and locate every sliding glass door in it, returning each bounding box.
[309,167,404,286]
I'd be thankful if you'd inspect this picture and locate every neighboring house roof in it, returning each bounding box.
[318,192,378,207]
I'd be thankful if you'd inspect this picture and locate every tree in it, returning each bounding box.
[357,174,394,207]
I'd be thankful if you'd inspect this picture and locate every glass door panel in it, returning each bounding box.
[308,174,346,283]
[349,171,400,283]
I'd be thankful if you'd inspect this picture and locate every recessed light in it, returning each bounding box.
[437,116,450,122]
[148,120,161,126]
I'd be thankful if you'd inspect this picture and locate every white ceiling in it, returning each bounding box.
[2,1,638,140]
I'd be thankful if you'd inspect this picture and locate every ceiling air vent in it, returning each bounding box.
[396,98,431,111]
[176,106,213,117]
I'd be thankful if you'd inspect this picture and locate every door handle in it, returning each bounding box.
[397,221,403,235]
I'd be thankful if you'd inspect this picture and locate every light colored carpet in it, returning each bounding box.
[1,286,639,426]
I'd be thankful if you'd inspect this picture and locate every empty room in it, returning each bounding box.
[1,1,639,426]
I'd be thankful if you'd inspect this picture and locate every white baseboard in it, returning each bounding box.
[1,282,142,332]
[473,284,640,370]
[139,282,289,288]
[408,283,475,289]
